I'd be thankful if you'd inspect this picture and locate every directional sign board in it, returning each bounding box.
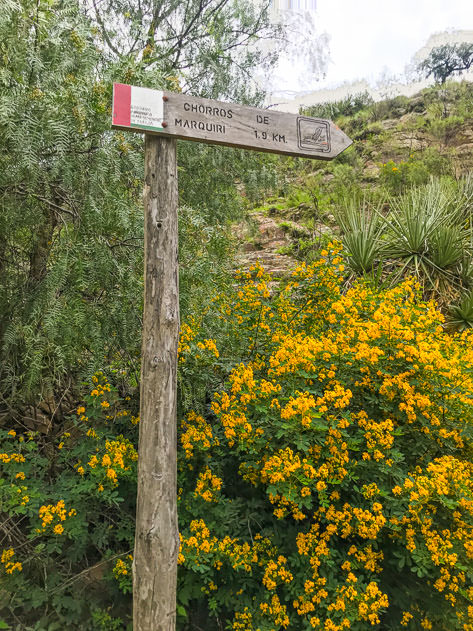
[112,83,352,160]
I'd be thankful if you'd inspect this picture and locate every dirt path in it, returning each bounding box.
[235,212,296,278]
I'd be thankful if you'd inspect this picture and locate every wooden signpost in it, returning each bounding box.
[113,83,352,159]
[111,83,352,631]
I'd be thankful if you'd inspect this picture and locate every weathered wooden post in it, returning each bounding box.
[134,134,179,631]
[112,83,352,630]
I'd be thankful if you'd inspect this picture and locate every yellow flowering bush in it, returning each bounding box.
[176,245,473,630]
[37,500,76,534]
[2,247,473,630]
[379,157,430,192]
[0,371,140,628]
[1,548,22,575]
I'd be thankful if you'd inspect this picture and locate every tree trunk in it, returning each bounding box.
[29,205,56,285]
[133,135,179,631]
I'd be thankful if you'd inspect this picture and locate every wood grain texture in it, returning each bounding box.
[113,89,352,160]
[133,135,179,631]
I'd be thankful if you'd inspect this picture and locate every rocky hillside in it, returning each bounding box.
[236,81,473,284]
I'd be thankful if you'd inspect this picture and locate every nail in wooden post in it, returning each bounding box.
[133,134,179,631]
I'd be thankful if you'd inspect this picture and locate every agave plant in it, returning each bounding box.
[458,254,473,289]
[448,290,473,330]
[378,179,469,300]
[334,195,386,276]
[455,172,473,254]
[331,177,473,308]
[430,225,465,269]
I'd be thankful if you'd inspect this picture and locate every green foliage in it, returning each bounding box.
[380,179,467,292]
[417,147,452,178]
[448,290,473,330]
[428,114,464,144]
[379,157,430,193]
[0,0,282,407]
[334,196,385,275]
[3,250,473,630]
[332,144,363,169]
[301,92,374,121]
[330,163,362,196]
[0,372,139,628]
[178,205,236,317]
[324,178,473,306]
[0,0,145,404]
[88,0,280,103]
[368,95,411,122]
[92,609,128,631]
[418,42,473,84]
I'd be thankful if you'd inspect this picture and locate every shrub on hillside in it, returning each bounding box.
[301,92,374,122]
[1,246,473,630]
[176,245,473,630]
[379,157,430,193]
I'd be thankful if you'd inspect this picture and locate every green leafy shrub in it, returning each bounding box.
[379,157,430,193]
[419,147,453,177]
[2,248,473,630]
[369,95,411,121]
[428,115,465,145]
[0,372,139,628]
[0,0,280,410]
[175,248,473,630]
[301,92,374,121]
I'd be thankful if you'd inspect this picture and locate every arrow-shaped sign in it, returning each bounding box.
[112,83,352,160]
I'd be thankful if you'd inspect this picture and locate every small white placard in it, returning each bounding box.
[130,86,164,129]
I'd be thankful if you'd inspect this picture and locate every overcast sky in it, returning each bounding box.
[272,0,473,94]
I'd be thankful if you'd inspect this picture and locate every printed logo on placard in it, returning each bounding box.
[297,117,331,153]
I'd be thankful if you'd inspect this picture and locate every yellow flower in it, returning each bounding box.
[401,611,413,626]
[106,468,117,481]
[1,548,22,574]
[102,454,111,467]
[53,524,64,535]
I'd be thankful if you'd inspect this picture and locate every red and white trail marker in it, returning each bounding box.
[113,83,165,131]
